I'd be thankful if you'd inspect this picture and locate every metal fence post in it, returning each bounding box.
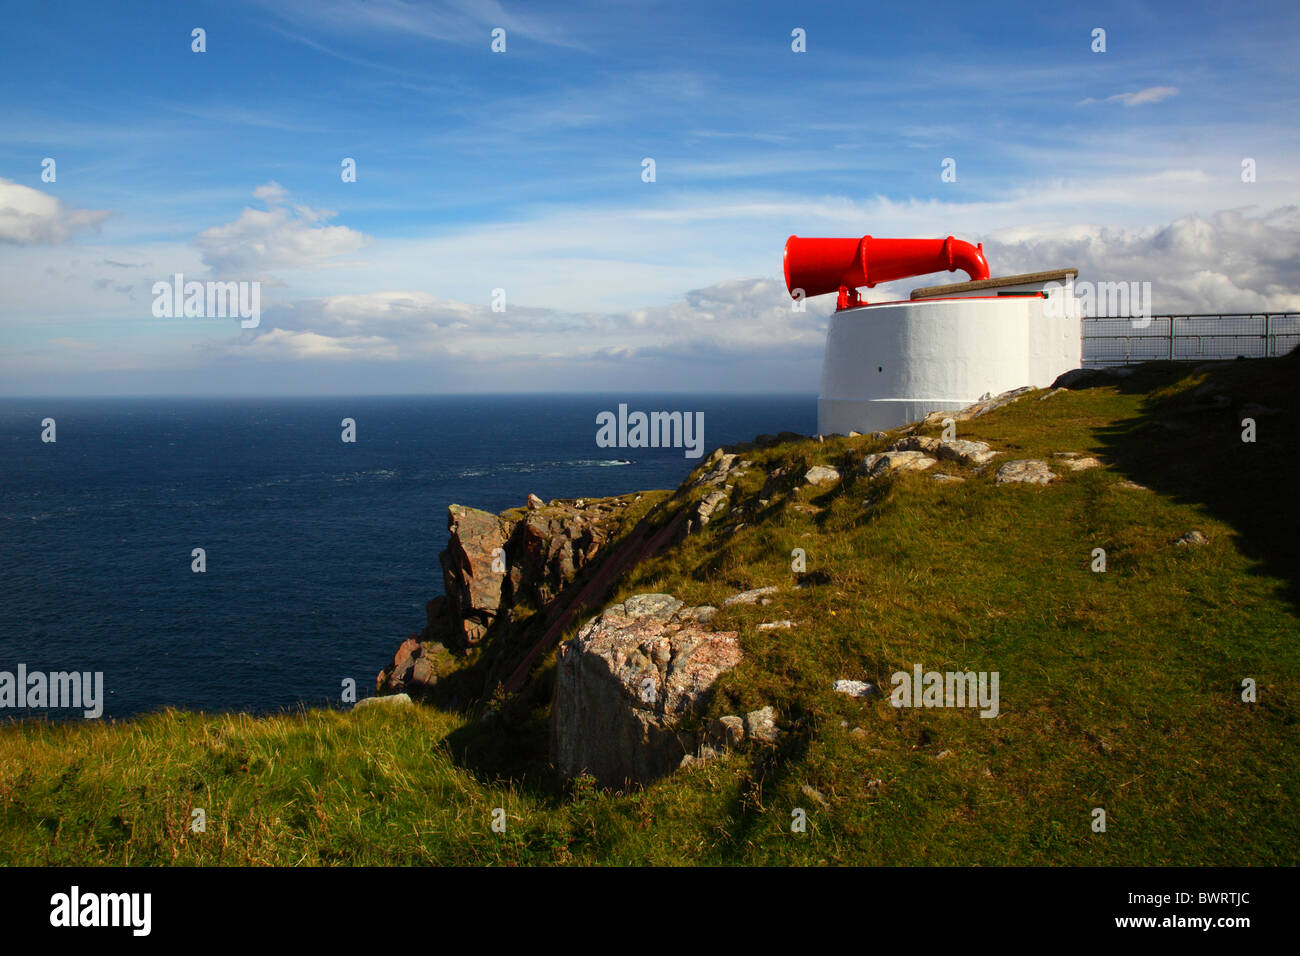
[1265,313,1272,358]
[1168,316,1175,360]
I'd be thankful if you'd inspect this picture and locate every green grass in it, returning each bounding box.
[3,356,1297,865]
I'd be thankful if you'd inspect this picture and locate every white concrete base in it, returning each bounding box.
[817,295,1080,435]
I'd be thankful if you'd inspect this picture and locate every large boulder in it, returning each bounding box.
[551,594,742,786]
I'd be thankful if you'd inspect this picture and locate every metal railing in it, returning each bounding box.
[1082,313,1300,367]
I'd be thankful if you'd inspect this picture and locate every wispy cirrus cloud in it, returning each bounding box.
[1079,86,1180,107]
[259,0,586,51]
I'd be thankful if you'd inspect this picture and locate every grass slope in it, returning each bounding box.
[2,356,1297,866]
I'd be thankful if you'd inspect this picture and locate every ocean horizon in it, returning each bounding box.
[0,393,816,720]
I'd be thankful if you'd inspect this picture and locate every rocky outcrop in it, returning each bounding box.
[995,459,1057,485]
[550,594,742,785]
[936,439,998,467]
[921,386,1035,425]
[377,494,641,696]
[694,449,752,488]
[431,496,634,653]
[863,449,937,478]
[376,636,453,699]
[893,436,997,467]
[439,505,509,650]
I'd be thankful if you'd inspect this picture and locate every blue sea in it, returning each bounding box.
[0,395,815,719]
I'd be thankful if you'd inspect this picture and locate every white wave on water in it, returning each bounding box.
[456,458,633,479]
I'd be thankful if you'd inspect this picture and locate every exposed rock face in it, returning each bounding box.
[863,450,937,478]
[504,501,620,609]
[376,635,455,699]
[694,490,729,525]
[922,386,1035,425]
[695,449,751,488]
[892,435,997,467]
[551,594,742,785]
[377,495,640,693]
[937,439,998,467]
[995,459,1057,485]
[439,505,509,650]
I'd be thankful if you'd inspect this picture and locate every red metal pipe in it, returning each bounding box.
[784,234,990,309]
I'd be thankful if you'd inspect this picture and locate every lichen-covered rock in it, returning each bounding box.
[804,465,841,486]
[744,706,780,744]
[863,450,937,478]
[550,594,742,785]
[695,449,751,487]
[937,439,998,467]
[995,459,1057,485]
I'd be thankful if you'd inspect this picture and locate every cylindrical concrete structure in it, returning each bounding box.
[818,293,1080,435]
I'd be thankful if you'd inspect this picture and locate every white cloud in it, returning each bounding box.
[941,207,1300,313]
[1080,86,1180,107]
[230,206,1300,374]
[226,276,825,373]
[193,182,369,274]
[0,179,110,245]
[253,181,289,204]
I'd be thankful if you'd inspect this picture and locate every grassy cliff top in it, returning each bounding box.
[3,354,1297,866]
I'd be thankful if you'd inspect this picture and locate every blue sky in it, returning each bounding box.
[1,0,1297,394]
